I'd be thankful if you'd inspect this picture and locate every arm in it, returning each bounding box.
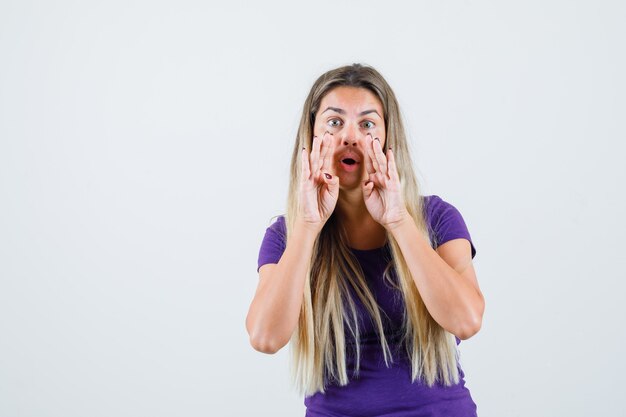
[245,220,319,354]
[388,215,485,340]
[246,132,337,354]
[361,136,484,340]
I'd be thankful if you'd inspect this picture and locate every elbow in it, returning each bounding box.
[457,293,485,340]
[456,318,482,341]
[246,317,287,354]
[249,333,285,354]
[456,305,484,340]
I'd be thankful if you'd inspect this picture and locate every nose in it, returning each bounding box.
[342,138,357,147]
[340,123,363,147]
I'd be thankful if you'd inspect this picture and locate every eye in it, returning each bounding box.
[362,120,375,129]
[328,118,343,128]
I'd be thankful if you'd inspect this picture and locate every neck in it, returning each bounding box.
[336,188,369,222]
[335,188,387,249]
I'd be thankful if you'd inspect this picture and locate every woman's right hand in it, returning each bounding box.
[298,132,339,233]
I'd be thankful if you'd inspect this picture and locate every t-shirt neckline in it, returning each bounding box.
[348,243,389,253]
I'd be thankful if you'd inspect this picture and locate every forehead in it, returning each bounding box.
[318,86,383,114]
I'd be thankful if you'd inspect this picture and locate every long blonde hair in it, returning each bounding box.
[286,63,460,396]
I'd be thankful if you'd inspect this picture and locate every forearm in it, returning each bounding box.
[388,216,482,339]
[246,221,319,353]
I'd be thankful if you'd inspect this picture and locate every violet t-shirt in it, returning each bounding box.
[257,195,479,417]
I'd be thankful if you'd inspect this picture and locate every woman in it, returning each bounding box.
[246,63,485,417]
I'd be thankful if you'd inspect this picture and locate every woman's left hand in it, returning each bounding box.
[362,135,409,230]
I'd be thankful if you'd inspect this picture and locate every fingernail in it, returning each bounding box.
[324,173,332,180]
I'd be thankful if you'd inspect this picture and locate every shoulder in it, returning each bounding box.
[422,194,454,223]
[267,214,286,236]
[422,194,463,220]
[257,214,287,272]
[263,215,287,249]
[422,194,441,212]
[262,214,287,247]
[422,194,477,259]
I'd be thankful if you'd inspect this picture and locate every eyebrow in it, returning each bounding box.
[321,107,381,118]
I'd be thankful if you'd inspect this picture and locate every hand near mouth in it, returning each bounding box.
[362,135,409,229]
[298,132,339,233]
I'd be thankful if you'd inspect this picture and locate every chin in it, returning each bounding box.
[337,172,364,188]
[338,180,361,191]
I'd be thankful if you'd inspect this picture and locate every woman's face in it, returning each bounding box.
[313,86,386,189]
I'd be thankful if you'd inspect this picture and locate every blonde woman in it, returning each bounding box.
[246,63,485,417]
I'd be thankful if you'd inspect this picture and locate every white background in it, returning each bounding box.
[1,1,625,416]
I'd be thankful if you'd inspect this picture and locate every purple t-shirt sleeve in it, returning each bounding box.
[426,195,477,259]
[257,216,287,272]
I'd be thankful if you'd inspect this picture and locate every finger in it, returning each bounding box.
[367,171,383,188]
[320,132,334,173]
[301,146,311,180]
[319,135,329,170]
[310,135,322,175]
[364,134,375,175]
[323,170,338,186]
[387,148,400,182]
[367,136,380,173]
[362,179,374,199]
[326,141,336,175]
[323,171,339,199]
[373,138,388,178]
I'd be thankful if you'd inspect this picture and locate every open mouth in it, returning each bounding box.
[340,158,359,172]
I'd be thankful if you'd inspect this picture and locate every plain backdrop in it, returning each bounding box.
[1,1,625,416]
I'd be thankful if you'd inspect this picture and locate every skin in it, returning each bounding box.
[301,86,403,248]
[246,86,484,354]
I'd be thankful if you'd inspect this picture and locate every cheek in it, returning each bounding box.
[373,127,385,140]
[314,122,338,137]
[313,121,326,136]
[377,128,385,138]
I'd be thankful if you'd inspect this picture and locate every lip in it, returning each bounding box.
[338,151,362,164]
[337,151,362,173]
